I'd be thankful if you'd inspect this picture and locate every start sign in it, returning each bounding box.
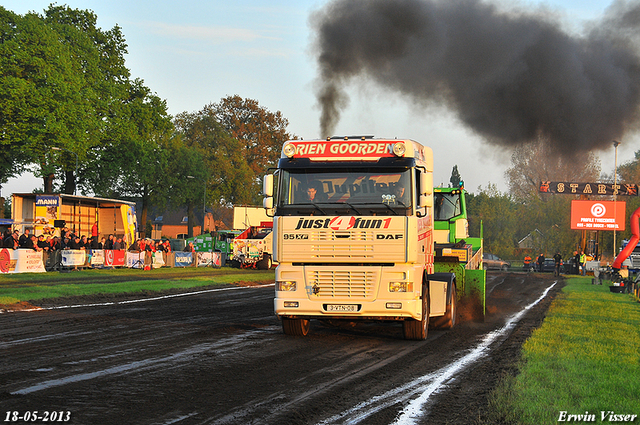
[570,200,626,231]
[539,181,638,196]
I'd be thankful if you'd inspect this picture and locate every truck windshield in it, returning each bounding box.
[434,192,462,221]
[278,169,411,209]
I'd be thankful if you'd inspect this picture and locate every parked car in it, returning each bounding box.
[565,257,579,274]
[535,258,564,273]
[483,253,510,271]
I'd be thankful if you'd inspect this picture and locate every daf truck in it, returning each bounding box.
[263,137,485,340]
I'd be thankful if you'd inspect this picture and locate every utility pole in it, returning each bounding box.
[613,140,620,258]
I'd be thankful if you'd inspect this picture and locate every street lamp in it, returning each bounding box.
[613,140,620,259]
[51,147,78,195]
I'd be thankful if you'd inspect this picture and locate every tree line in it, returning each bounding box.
[465,138,640,262]
[0,6,294,236]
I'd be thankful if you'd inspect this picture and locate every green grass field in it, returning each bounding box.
[0,267,275,305]
[488,277,640,424]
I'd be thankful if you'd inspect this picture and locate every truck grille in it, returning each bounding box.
[307,269,377,299]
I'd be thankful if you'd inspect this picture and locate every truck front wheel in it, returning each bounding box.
[282,318,310,336]
[403,285,429,340]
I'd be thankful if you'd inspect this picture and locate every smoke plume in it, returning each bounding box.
[311,0,640,154]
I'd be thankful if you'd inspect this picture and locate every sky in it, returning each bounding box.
[1,0,637,199]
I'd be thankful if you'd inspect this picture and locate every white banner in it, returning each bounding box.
[126,252,145,268]
[196,252,221,267]
[90,250,105,266]
[0,249,46,274]
[152,252,165,269]
[61,250,87,267]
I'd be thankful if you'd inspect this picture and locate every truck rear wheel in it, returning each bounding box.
[403,285,429,340]
[282,318,310,336]
[257,254,272,270]
[431,283,457,330]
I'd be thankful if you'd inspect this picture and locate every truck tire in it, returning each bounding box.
[403,284,429,340]
[431,283,457,330]
[282,318,310,336]
[257,254,272,270]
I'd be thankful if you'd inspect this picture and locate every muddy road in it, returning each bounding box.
[0,272,561,425]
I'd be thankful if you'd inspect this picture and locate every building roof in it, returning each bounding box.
[12,193,136,208]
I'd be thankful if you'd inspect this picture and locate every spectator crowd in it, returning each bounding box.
[2,226,173,255]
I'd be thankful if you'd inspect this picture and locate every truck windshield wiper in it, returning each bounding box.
[297,202,328,215]
[378,202,400,215]
[334,202,363,215]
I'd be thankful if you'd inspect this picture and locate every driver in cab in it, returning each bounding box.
[302,181,327,202]
[384,183,407,205]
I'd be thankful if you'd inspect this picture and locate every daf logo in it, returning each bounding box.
[376,234,403,240]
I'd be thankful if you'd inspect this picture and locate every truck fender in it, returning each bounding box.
[426,272,456,305]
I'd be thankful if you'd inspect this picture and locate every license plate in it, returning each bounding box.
[326,304,358,312]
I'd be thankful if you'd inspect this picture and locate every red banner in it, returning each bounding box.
[571,200,626,230]
[104,250,126,267]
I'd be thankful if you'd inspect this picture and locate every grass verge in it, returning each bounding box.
[487,277,640,424]
[0,267,274,305]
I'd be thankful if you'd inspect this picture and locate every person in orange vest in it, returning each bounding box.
[523,254,532,271]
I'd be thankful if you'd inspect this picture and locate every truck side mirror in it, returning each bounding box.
[418,171,433,209]
[263,174,275,216]
[263,174,274,197]
[420,172,433,195]
[263,197,273,209]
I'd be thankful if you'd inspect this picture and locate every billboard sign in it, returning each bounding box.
[571,200,626,230]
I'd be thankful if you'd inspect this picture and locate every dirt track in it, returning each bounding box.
[0,272,562,425]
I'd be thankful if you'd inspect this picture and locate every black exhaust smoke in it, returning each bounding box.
[311,0,640,154]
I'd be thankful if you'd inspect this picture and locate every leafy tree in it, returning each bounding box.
[449,165,461,188]
[0,7,91,192]
[2,195,10,219]
[618,150,640,184]
[42,5,131,194]
[505,136,601,203]
[467,184,518,258]
[174,106,256,209]
[504,136,601,258]
[81,80,173,238]
[209,95,296,177]
[161,137,209,238]
[0,5,133,194]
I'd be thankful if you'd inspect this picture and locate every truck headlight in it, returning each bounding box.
[389,282,412,292]
[277,280,297,291]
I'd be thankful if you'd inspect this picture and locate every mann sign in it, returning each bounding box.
[571,200,626,230]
